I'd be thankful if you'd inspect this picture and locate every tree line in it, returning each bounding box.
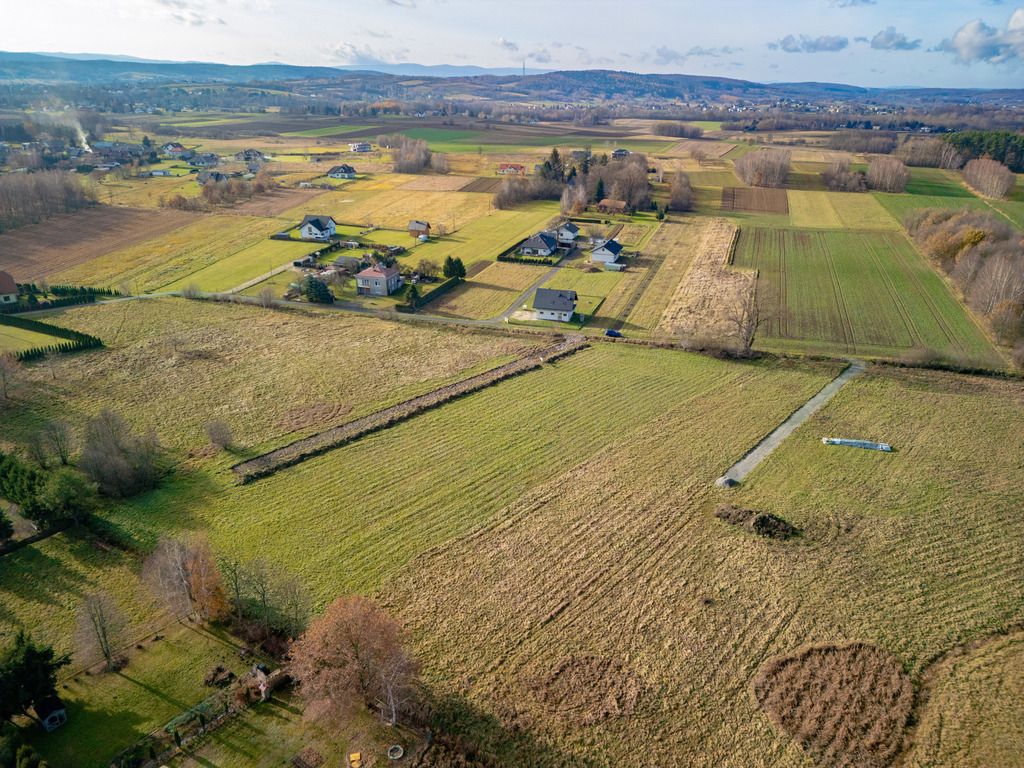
[0,171,95,233]
[944,130,1024,173]
[906,208,1024,361]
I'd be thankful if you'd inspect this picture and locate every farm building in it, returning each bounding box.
[597,199,628,214]
[160,142,187,156]
[356,263,403,296]
[611,148,630,159]
[327,164,357,179]
[408,220,431,238]
[591,238,624,267]
[299,215,338,241]
[0,270,17,304]
[34,696,67,733]
[149,169,172,177]
[349,142,372,153]
[497,163,526,176]
[532,288,577,322]
[521,231,558,257]
[555,221,579,247]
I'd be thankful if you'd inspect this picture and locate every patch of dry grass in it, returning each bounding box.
[430,261,546,319]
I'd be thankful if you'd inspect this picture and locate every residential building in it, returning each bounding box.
[532,288,577,322]
[611,148,630,159]
[597,198,628,214]
[189,153,219,168]
[555,221,579,247]
[497,163,526,176]
[356,263,403,296]
[520,231,558,257]
[0,270,18,304]
[234,148,265,162]
[408,220,431,238]
[327,164,357,179]
[349,142,372,153]
[299,215,337,241]
[197,171,228,185]
[591,238,624,267]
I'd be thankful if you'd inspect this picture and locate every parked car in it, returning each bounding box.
[604,329,623,338]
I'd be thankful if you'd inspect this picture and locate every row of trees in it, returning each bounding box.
[962,158,1016,199]
[866,156,910,193]
[898,138,964,170]
[651,122,704,139]
[0,171,95,233]
[161,171,277,212]
[827,131,898,155]
[735,149,791,188]
[907,208,1024,352]
[822,159,867,193]
[388,135,448,174]
[944,130,1024,173]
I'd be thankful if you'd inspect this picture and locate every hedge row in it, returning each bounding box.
[1,313,104,360]
[0,293,99,315]
[497,253,559,266]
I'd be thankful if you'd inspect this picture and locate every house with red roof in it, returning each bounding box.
[355,263,403,297]
[0,270,18,305]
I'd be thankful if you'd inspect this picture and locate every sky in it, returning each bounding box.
[2,0,1024,88]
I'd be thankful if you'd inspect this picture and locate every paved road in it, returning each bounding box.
[716,359,866,487]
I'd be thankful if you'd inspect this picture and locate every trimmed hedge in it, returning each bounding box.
[1,313,103,361]
[414,276,461,308]
[0,293,99,315]
[497,253,559,266]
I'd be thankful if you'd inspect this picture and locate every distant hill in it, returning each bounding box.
[0,52,1021,106]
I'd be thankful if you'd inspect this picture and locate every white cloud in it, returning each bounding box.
[870,27,922,51]
[938,8,1024,63]
[494,37,518,52]
[769,34,849,53]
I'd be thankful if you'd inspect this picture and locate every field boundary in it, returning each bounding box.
[232,336,588,482]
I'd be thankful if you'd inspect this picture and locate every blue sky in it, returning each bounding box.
[3,0,1024,88]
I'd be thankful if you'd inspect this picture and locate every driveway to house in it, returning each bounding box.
[716,359,866,487]
[494,262,564,321]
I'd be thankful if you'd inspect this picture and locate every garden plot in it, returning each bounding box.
[720,187,789,214]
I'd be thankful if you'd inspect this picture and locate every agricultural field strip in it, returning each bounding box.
[657,218,755,341]
[233,336,587,481]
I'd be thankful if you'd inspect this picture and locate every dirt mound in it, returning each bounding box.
[715,504,800,540]
[753,643,913,768]
[278,402,353,432]
[530,655,641,725]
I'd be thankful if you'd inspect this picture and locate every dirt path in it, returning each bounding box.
[232,336,588,482]
[716,359,866,487]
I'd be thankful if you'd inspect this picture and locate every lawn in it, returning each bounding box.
[0,323,65,353]
[733,227,1002,365]
[429,261,547,319]
[540,267,624,323]
[51,215,289,293]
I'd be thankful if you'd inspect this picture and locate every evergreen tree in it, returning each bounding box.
[451,258,467,280]
[442,256,456,278]
[405,284,420,308]
[303,276,334,305]
[595,177,606,202]
[0,632,69,722]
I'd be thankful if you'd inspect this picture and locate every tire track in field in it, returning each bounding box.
[818,232,857,353]
[886,232,965,353]
[862,234,922,350]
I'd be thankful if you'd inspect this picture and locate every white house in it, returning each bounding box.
[532,288,577,322]
[327,164,356,179]
[349,142,372,153]
[591,238,624,267]
[356,263,403,296]
[299,215,337,241]
[0,270,18,305]
[520,231,558,257]
[555,221,579,247]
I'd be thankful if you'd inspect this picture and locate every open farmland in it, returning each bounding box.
[160,238,315,292]
[734,227,1002,364]
[721,186,789,214]
[377,364,1024,767]
[0,206,199,283]
[430,261,547,319]
[96,174,201,208]
[787,190,900,231]
[874,191,990,224]
[49,215,290,292]
[297,188,493,232]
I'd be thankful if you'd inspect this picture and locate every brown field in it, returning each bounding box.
[0,206,200,282]
[657,218,756,343]
[721,186,790,214]
[399,175,476,192]
[621,219,708,331]
[222,187,331,217]
[753,643,913,768]
[460,176,504,194]
[667,139,736,159]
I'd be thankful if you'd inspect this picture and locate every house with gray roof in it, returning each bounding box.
[591,238,624,268]
[521,231,558,257]
[532,288,577,322]
[299,215,337,241]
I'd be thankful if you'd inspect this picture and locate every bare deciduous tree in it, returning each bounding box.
[867,156,909,193]
[144,535,226,621]
[42,420,73,466]
[669,169,694,212]
[74,591,127,671]
[78,409,160,497]
[963,158,1015,199]
[205,420,233,451]
[735,149,791,188]
[289,596,421,726]
[258,286,276,308]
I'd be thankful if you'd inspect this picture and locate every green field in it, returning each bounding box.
[873,192,990,226]
[733,227,1002,364]
[540,267,624,321]
[160,238,315,292]
[0,323,63,352]
[281,124,382,138]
